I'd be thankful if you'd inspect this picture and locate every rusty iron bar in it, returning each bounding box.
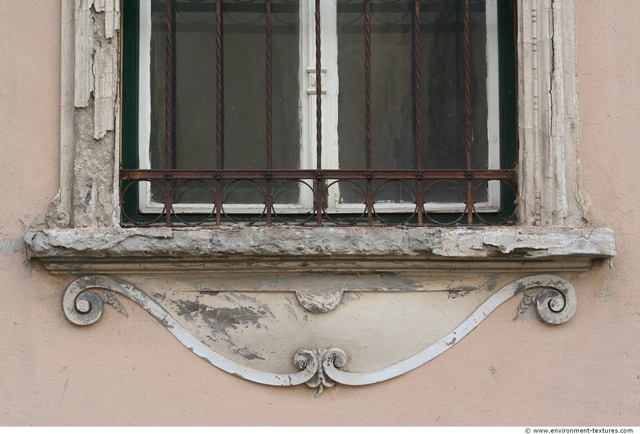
[122,168,516,181]
[413,0,423,225]
[165,0,174,225]
[215,0,223,225]
[364,0,373,225]
[464,0,473,224]
[164,0,173,172]
[314,0,323,225]
[266,0,273,225]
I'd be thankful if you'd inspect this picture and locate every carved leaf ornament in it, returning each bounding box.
[63,274,576,396]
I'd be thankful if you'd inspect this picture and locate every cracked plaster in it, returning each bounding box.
[25,226,615,274]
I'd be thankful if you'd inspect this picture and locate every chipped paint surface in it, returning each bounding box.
[32,1,614,394]
[58,0,121,229]
[25,226,616,274]
[295,288,344,313]
[61,274,578,390]
[2,0,639,422]
[72,273,510,373]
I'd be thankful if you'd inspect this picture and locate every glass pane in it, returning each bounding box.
[421,0,489,204]
[266,0,300,173]
[337,0,414,172]
[421,0,488,172]
[337,0,490,205]
[148,0,300,205]
[223,0,299,172]
[150,0,218,171]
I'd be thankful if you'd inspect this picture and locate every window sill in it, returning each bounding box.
[25,225,616,274]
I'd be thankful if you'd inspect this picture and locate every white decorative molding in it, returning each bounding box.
[63,274,578,395]
[517,0,584,226]
[45,190,71,229]
[57,0,121,230]
[319,274,576,387]
[64,275,321,387]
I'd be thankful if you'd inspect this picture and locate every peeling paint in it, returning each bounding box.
[26,227,616,269]
[65,2,120,229]
[175,301,268,331]
[447,287,477,299]
[295,287,344,313]
[340,292,363,304]
[62,274,579,389]
[481,274,498,292]
[1,237,25,256]
[234,347,265,361]
[596,280,615,303]
[489,365,497,376]
[14,0,624,402]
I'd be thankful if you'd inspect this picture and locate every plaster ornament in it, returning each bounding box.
[63,274,577,396]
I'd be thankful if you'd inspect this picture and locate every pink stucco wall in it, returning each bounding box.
[0,0,638,425]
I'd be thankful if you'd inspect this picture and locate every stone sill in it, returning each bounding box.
[25,226,616,274]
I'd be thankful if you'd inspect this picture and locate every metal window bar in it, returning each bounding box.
[364,0,372,225]
[121,0,517,227]
[413,0,423,226]
[215,0,223,225]
[164,0,174,226]
[265,0,273,225]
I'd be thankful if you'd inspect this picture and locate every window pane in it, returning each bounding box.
[223,0,300,172]
[421,0,490,205]
[148,0,300,205]
[150,0,217,171]
[337,0,414,173]
[337,0,491,205]
[421,0,488,172]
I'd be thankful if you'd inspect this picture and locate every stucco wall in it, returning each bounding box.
[0,0,638,425]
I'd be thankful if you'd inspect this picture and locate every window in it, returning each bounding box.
[45,0,595,232]
[121,0,517,226]
[26,0,616,392]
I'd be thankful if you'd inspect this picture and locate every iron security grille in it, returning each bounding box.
[121,0,517,226]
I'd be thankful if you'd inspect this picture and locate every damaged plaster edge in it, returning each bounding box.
[437,227,616,258]
[24,226,616,266]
